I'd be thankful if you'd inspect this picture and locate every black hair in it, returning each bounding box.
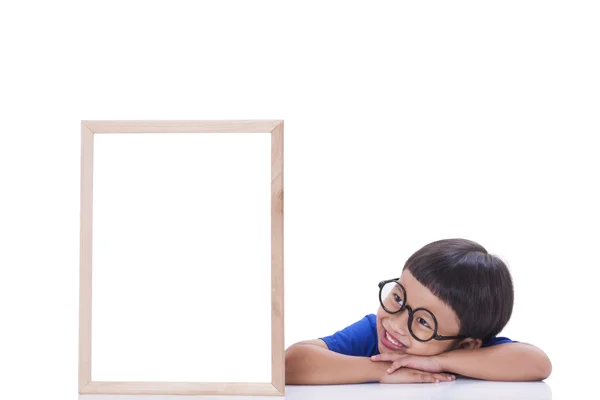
[403,238,514,342]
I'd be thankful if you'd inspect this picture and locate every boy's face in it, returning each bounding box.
[375,269,463,357]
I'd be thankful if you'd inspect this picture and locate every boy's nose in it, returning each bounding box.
[389,323,408,336]
[388,312,410,336]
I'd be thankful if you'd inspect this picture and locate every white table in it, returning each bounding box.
[79,379,552,400]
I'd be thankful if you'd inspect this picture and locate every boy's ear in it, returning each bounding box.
[455,337,482,350]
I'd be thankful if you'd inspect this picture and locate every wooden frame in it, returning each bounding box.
[78,120,284,395]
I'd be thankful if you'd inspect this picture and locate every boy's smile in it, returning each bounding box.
[380,325,409,351]
[376,269,462,356]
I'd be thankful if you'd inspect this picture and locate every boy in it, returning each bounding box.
[285,238,552,384]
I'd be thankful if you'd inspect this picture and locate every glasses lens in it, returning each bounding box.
[379,281,405,313]
[410,309,437,341]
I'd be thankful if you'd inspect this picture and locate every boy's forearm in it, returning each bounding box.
[285,344,388,384]
[437,343,552,381]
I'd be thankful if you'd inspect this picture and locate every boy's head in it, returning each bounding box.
[375,238,514,357]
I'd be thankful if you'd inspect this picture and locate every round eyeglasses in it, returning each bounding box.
[378,278,468,343]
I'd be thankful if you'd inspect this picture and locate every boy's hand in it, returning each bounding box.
[378,366,455,384]
[371,353,444,374]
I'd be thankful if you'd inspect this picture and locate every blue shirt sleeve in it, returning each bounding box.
[319,314,379,357]
[481,336,516,347]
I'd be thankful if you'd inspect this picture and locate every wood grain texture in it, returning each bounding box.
[80,381,282,396]
[78,122,94,391]
[271,121,285,393]
[83,120,282,133]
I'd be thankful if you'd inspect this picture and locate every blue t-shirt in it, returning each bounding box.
[319,314,514,357]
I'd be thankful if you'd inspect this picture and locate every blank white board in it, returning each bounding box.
[90,132,272,383]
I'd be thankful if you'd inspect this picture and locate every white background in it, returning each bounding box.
[0,1,598,399]
[91,133,272,382]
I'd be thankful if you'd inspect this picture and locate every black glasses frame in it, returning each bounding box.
[378,278,468,343]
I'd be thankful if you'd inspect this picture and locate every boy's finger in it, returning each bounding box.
[371,353,406,361]
[419,373,437,383]
[433,373,454,382]
[371,354,388,361]
[387,359,407,374]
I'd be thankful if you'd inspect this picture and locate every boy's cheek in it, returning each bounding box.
[375,306,386,323]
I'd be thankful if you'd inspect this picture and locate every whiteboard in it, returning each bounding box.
[78,121,283,395]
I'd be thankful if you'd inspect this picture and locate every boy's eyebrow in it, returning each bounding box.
[402,285,437,315]
[401,279,458,330]
[404,288,457,328]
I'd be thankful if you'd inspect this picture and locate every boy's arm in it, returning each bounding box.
[285,340,455,385]
[437,342,552,381]
[285,339,388,384]
[373,342,552,381]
